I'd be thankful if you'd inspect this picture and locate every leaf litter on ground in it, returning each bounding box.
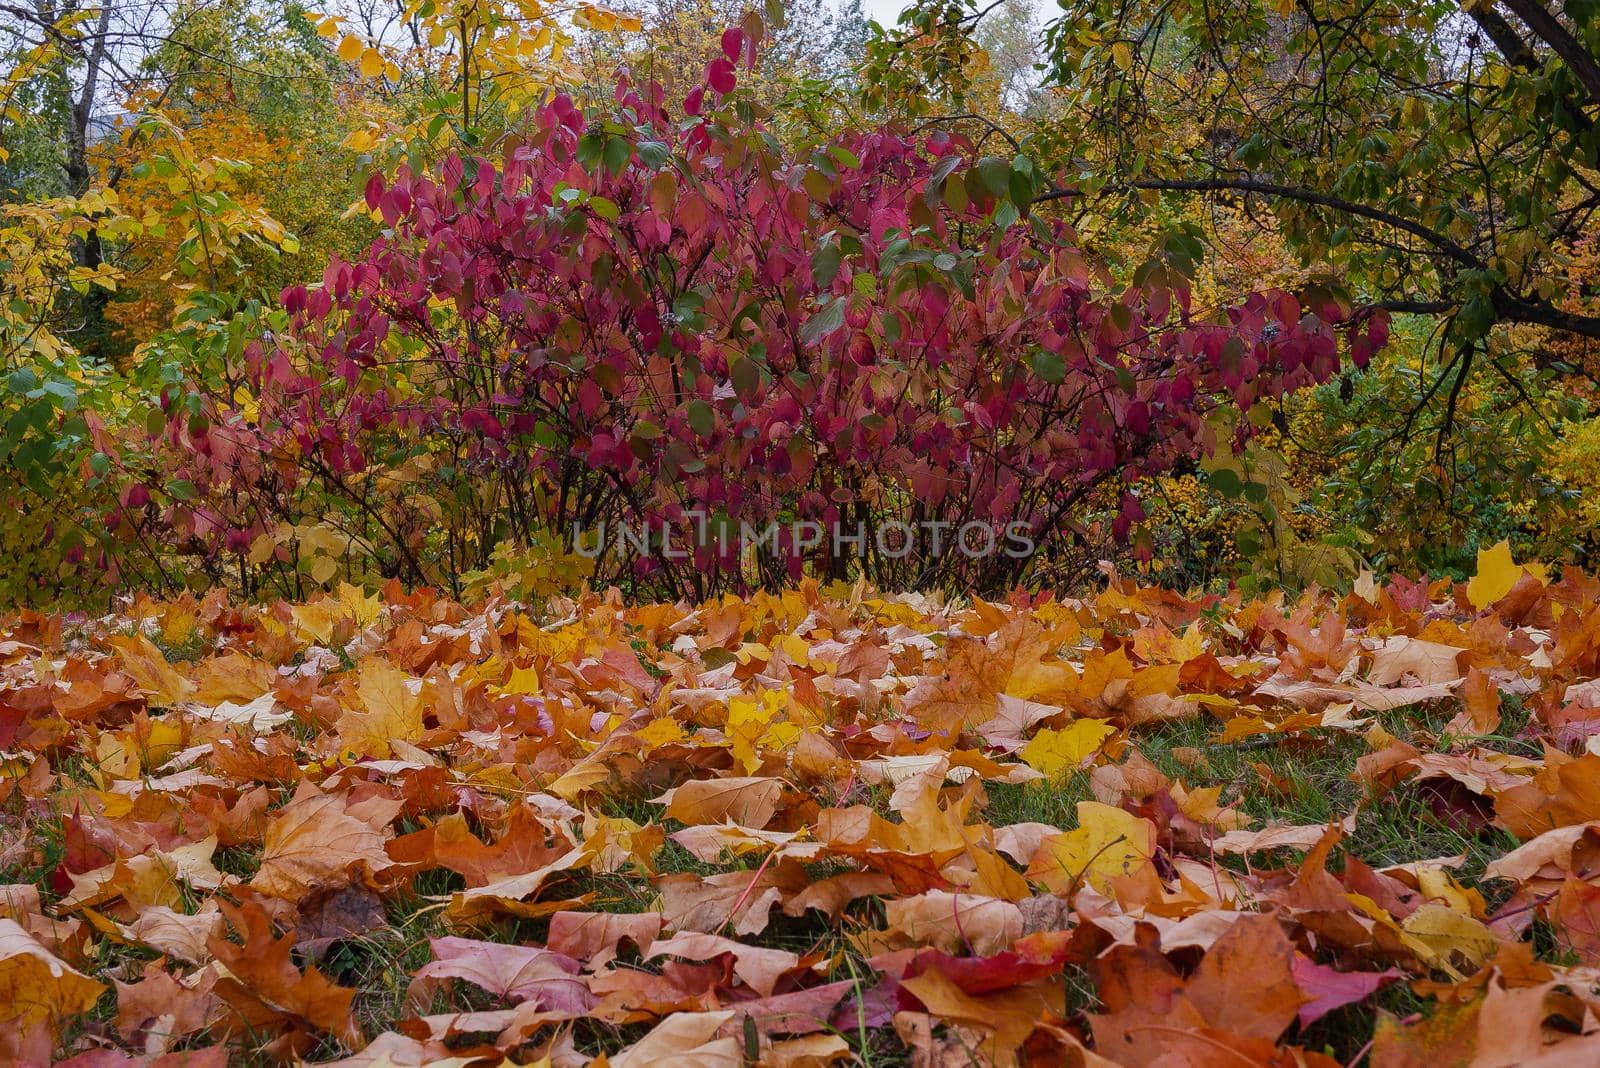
[4,543,1600,1063]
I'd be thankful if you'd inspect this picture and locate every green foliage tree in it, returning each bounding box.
[864,0,1600,585]
[1034,0,1600,357]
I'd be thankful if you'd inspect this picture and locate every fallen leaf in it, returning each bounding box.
[611,1008,743,1067]
[653,776,785,828]
[253,784,395,899]
[0,917,105,1027]
[1466,541,1522,610]
[410,936,594,1012]
[1026,801,1157,896]
[1290,955,1399,1027]
[646,930,805,996]
[336,657,423,758]
[1019,719,1115,778]
[547,911,662,970]
[207,900,363,1052]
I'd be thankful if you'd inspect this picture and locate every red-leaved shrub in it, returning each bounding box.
[135,29,1386,596]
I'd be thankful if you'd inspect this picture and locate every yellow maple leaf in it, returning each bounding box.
[463,763,526,798]
[0,919,105,1026]
[1019,719,1115,778]
[1399,903,1498,978]
[91,730,140,783]
[582,812,664,874]
[1465,540,1521,609]
[499,664,541,696]
[636,716,687,750]
[775,632,810,667]
[518,620,585,661]
[337,582,382,629]
[1026,801,1156,895]
[725,690,792,774]
[1415,866,1484,917]
[158,602,198,648]
[292,600,339,645]
[337,657,423,758]
[108,633,197,708]
[89,720,185,789]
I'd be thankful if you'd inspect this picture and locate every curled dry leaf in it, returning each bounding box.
[652,776,786,828]
[0,917,104,1027]
[206,900,364,1052]
[409,936,594,1012]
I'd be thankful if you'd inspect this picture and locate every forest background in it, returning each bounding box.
[3,0,1600,605]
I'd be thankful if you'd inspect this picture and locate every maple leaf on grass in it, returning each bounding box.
[904,619,1071,734]
[1088,916,1318,1064]
[107,633,198,708]
[652,775,786,828]
[1445,667,1503,736]
[206,899,364,1054]
[113,902,224,964]
[1019,719,1116,778]
[610,1009,743,1067]
[645,930,814,997]
[294,884,387,959]
[897,965,1064,1067]
[977,694,1064,752]
[1025,801,1158,897]
[546,911,662,971]
[1366,636,1467,687]
[1494,752,1600,838]
[1291,956,1401,1028]
[386,805,576,887]
[445,844,592,921]
[1464,540,1546,612]
[409,936,594,1013]
[883,890,1025,955]
[657,860,810,936]
[335,656,424,758]
[112,962,221,1051]
[1182,914,1309,1040]
[717,980,857,1036]
[253,782,397,899]
[0,917,105,1029]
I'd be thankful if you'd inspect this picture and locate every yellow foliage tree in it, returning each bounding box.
[315,0,641,156]
[104,109,303,353]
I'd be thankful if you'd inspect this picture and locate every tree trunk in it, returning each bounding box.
[62,0,113,360]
